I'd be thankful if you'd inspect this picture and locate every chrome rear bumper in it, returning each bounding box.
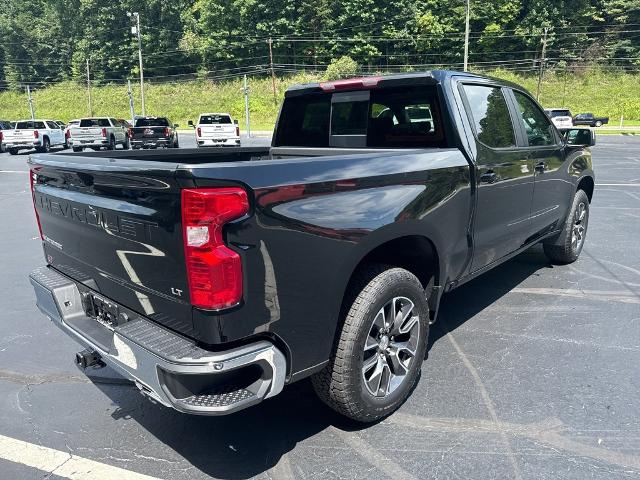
[29,266,286,415]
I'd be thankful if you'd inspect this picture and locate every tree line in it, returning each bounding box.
[1,0,639,90]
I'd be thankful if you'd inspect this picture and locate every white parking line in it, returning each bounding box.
[0,170,26,174]
[596,183,640,186]
[0,434,162,480]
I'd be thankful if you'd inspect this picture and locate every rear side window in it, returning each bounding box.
[46,121,60,129]
[462,85,515,148]
[199,115,231,125]
[79,118,111,127]
[274,86,446,148]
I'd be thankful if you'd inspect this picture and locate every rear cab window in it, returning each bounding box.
[16,121,46,129]
[135,117,170,127]
[199,114,231,125]
[79,118,111,127]
[274,85,447,148]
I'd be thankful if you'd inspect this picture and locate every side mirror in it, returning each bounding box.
[233,119,239,125]
[187,120,194,128]
[564,128,596,147]
[174,124,179,128]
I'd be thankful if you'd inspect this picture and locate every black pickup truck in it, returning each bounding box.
[129,116,179,149]
[573,113,609,127]
[28,71,595,422]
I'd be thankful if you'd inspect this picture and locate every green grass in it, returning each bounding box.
[1,68,638,132]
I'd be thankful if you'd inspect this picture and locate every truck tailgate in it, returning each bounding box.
[29,154,195,336]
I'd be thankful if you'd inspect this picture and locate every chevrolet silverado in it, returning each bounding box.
[28,71,595,422]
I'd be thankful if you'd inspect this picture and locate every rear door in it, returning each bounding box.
[460,83,535,271]
[46,121,64,145]
[510,90,571,241]
[31,156,195,336]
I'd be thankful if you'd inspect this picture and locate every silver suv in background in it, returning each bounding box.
[69,117,130,151]
[189,113,240,147]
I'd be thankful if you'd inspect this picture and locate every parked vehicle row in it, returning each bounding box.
[545,108,609,127]
[1,112,242,154]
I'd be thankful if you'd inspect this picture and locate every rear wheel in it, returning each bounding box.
[72,147,83,152]
[37,137,50,153]
[543,189,590,264]
[594,120,602,127]
[8,148,18,155]
[122,137,130,150]
[107,136,115,150]
[312,265,429,422]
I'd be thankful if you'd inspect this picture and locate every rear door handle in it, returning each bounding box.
[480,171,498,184]
[535,161,547,173]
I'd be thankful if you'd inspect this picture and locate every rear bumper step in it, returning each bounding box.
[29,266,287,415]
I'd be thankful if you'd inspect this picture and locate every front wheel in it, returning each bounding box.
[107,136,116,150]
[594,121,602,127]
[543,189,590,264]
[122,137,130,150]
[312,265,430,422]
[72,147,83,152]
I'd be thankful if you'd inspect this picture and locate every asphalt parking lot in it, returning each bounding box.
[0,135,639,479]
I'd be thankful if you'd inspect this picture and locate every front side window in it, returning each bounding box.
[462,85,516,148]
[513,91,556,147]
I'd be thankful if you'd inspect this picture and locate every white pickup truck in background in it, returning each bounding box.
[189,113,240,147]
[3,120,66,155]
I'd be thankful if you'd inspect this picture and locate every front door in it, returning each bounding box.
[510,90,571,241]
[460,83,535,272]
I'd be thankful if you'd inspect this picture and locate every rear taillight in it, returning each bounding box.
[181,187,249,310]
[33,130,39,139]
[164,127,170,137]
[127,128,133,139]
[196,127,201,137]
[29,169,43,240]
[0,131,3,142]
[101,127,107,137]
[65,130,70,139]
[235,125,240,137]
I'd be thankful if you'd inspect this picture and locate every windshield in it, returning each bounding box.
[79,118,111,127]
[16,121,46,129]
[199,114,231,125]
[135,117,170,127]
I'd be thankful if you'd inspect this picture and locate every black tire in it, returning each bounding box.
[543,189,590,264]
[72,147,83,153]
[8,148,18,155]
[311,265,430,422]
[173,137,179,148]
[107,136,116,150]
[594,121,602,127]
[122,137,130,150]
[37,137,50,153]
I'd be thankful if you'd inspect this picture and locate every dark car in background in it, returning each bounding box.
[573,113,609,127]
[0,120,13,153]
[128,116,179,149]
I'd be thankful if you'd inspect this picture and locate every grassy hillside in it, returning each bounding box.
[1,69,638,130]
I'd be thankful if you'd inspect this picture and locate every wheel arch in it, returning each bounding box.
[577,175,594,202]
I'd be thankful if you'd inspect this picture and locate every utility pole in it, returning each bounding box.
[463,0,471,71]
[242,74,251,138]
[26,85,35,120]
[128,12,145,115]
[86,58,93,117]
[536,27,549,101]
[267,37,277,105]
[127,80,135,125]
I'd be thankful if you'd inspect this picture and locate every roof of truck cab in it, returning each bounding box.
[198,113,232,116]
[285,70,529,97]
